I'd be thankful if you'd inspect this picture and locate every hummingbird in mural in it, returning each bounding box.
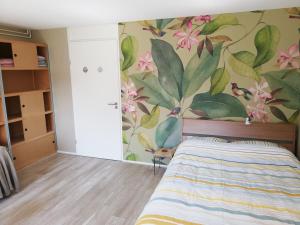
[231,83,252,100]
[139,20,166,37]
[168,107,181,116]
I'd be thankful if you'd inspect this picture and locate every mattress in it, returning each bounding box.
[136,140,300,225]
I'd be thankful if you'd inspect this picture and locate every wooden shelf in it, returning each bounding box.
[11,136,25,145]
[0,125,7,145]
[45,113,54,132]
[8,115,22,123]
[8,120,24,145]
[5,89,50,97]
[12,131,54,147]
[0,100,4,125]
[1,67,48,71]
[1,39,56,169]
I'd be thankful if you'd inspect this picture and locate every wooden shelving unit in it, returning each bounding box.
[0,39,56,170]
[0,96,8,146]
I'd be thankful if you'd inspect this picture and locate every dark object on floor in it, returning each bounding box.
[0,146,19,199]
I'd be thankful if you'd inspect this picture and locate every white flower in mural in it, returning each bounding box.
[247,81,272,122]
[121,81,138,113]
[249,81,272,103]
[247,103,269,122]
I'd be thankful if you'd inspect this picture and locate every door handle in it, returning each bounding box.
[107,102,118,109]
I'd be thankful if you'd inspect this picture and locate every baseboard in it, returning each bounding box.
[122,159,167,168]
[57,150,78,156]
[57,150,167,168]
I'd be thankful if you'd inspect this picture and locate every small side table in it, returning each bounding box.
[153,148,176,175]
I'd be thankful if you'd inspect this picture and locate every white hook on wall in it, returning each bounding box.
[97,66,103,73]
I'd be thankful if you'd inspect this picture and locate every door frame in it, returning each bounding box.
[68,37,123,161]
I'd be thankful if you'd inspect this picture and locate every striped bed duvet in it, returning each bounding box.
[136,140,300,225]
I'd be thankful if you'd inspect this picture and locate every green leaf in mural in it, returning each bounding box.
[253,25,280,68]
[183,43,222,97]
[233,51,256,67]
[210,68,230,95]
[156,18,174,30]
[151,39,184,101]
[140,105,160,129]
[168,23,182,30]
[227,53,260,81]
[121,70,129,82]
[122,132,128,144]
[126,153,137,161]
[205,37,213,56]
[137,132,154,150]
[121,36,138,71]
[263,69,300,110]
[288,110,300,123]
[210,35,232,43]
[155,117,182,148]
[122,116,133,125]
[137,102,150,115]
[131,73,175,110]
[200,14,239,35]
[190,109,208,117]
[269,106,288,122]
[122,125,131,130]
[190,92,247,118]
[197,40,205,58]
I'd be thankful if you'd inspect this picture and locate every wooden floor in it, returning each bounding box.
[0,153,165,225]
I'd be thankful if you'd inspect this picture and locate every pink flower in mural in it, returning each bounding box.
[122,81,138,98]
[249,81,272,102]
[121,81,138,113]
[194,15,212,23]
[247,103,269,122]
[122,100,136,113]
[173,29,199,51]
[186,20,193,29]
[138,51,154,72]
[277,44,300,69]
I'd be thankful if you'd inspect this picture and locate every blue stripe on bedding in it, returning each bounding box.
[176,153,299,168]
[150,197,300,225]
[173,162,300,180]
[136,141,300,225]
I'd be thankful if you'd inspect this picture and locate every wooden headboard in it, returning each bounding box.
[182,119,297,154]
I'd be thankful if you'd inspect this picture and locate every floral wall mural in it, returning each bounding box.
[119,8,300,163]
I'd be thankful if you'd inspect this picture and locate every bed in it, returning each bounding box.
[136,119,300,225]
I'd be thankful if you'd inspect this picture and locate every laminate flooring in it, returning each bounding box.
[0,153,165,225]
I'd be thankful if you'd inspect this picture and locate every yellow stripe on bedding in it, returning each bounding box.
[136,218,176,225]
[171,166,300,189]
[165,175,300,197]
[136,214,202,225]
[185,146,295,160]
[158,188,300,216]
[178,155,300,175]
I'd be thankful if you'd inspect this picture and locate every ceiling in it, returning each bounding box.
[1,0,300,29]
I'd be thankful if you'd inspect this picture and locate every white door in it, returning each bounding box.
[69,39,122,160]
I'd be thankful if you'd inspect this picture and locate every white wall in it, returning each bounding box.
[32,28,77,152]
[67,24,118,41]
[32,25,119,153]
